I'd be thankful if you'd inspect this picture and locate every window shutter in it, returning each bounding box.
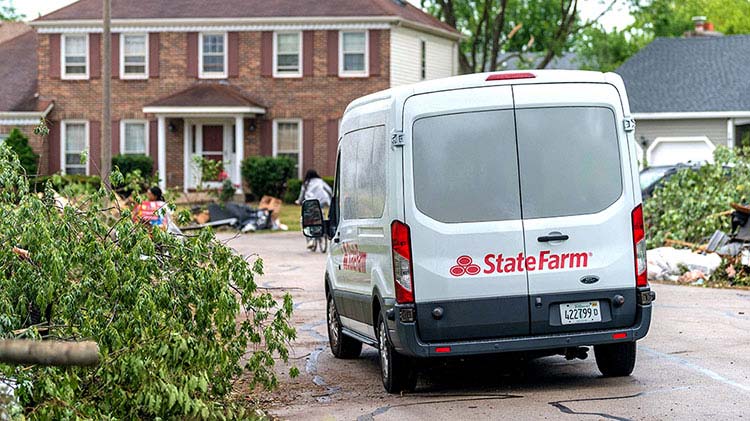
[186,32,198,78]
[111,33,119,79]
[260,120,272,156]
[261,31,273,77]
[368,30,381,77]
[90,34,101,79]
[149,33,160,78]
[49,34,61,79]
[89,121,101,175]
[326,119,339,176]
[303,119,314,172]
[149,120,158,173]
[303,31,314,77]
[228,32,239,78]
[327,31,338,76]
[112,120,120,155]
[48,121,60,173]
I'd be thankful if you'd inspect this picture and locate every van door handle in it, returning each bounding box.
[538,234,569,242]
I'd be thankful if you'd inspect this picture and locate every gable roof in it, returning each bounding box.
[145,84,265,110]
[34,0,457,36]
[0,29,39,112]
[616,35,750,113]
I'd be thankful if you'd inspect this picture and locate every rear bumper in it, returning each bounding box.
[386,299,652,358]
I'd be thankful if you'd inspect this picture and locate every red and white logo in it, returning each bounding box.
[450,255,482,277]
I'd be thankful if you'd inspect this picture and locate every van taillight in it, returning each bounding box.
[631,205,648,287]
[486,72,535,81]
[391,220,414,304]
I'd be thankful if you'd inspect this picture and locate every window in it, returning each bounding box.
[121,34,148,78]
[273,120,302,178]
[121,121,148,155]
[413,110,521,223]
[420,40,426,80]
[199,32,227,78]
[339,31,368,77]
[515,107,622,218]
[62,121,88,175]
[340,126,386,220]
[274,32,302,77]
[62,34,88,79]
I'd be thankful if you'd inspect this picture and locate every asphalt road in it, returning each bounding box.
[222,232,750,420]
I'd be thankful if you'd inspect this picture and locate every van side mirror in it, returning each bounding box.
[302,199,325,238]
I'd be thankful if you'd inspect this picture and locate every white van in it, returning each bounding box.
[302,70,655,393]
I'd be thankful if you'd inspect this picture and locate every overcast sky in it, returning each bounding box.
[14,0,634,30]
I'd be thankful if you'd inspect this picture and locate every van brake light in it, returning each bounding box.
[632,205,648,287]
[391,220,414,304]
[486,72,536,81]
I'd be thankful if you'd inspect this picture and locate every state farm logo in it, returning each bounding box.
[449,250,591,277]
[450,255,481,277]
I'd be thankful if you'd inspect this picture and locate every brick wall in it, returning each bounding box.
[37,30,391,185]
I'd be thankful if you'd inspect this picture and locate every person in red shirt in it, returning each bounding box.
[133,186,170,229]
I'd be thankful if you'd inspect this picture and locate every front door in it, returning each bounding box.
[201,125,224,182]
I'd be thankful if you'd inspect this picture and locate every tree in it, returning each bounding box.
[3,128,38,176]
[575,24,648,72]
[0,0,24,21]
[631,0,750,37]
[420,0,617,73]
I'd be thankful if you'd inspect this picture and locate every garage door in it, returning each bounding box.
[647,136,715,166]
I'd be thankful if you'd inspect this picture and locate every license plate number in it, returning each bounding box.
[560,301,601,325]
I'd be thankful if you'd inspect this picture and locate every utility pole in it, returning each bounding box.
[101,0,112,188]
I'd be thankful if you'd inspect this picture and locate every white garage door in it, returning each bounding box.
[646,136,715,166]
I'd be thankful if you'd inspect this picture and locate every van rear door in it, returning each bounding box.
[513,83,638,335]
[402,86,530,342]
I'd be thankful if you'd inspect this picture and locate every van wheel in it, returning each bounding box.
[377,314,417,393]
[594,342,637,377]
[327,294,362,358]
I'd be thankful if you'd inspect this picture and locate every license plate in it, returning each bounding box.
[560,301,601,325]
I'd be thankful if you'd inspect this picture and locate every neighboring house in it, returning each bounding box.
[616,20,750,167]
[497,51,580,71]
[0,0,459,191]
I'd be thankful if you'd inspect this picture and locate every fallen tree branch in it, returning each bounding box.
[0,340,99,367]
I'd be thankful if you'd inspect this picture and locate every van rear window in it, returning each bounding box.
[412,110,521,223]
[516,107,622,219]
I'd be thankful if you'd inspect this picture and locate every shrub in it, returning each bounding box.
[241,156,295,199]
[283,178,303,204]
[31,174,102,194]
[3,128,38,175]
[112,154,154,177]
[644,147,750,248]
[219,179,237,202]
[322,176,334,189]
[0,143,297,418]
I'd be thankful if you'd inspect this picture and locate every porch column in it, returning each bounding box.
[728,118,735,149]
[157,116,167,190]
[234,115,244,193]
[183,120,190,193]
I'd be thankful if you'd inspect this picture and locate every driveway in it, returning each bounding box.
[222,232,750,420]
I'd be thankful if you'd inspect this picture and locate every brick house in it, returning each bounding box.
[0,0,459,191]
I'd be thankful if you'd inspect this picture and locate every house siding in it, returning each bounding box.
[36,29,392,186]
[390,26,456,87]
[635,118,729,148]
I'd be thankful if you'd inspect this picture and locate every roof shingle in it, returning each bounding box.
[616,35,750,113]
[0,30,39,112]
[146,84,265,109]
[36,0,457,34]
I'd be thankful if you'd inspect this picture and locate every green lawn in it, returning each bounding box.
[275,203,301,232]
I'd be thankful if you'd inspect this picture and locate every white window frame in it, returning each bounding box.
[198,32,228,79]
[272,119,303,178]
[61,120,90,175]
[120,120,150,156]
[273,31,302,78]
[120,33,149,79]
[338,30,369,78]
[61,34,89,80]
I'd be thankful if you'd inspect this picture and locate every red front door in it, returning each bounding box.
[202,125,224,181]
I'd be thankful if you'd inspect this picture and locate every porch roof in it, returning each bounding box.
[143,84,266,115]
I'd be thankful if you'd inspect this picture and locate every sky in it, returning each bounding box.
[13,0,634,30]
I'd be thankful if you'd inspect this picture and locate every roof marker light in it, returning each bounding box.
[486,72,536,81]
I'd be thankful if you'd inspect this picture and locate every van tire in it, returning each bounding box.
[377,313,417,393]
[594,342,637,377]
[327,294,362,358]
